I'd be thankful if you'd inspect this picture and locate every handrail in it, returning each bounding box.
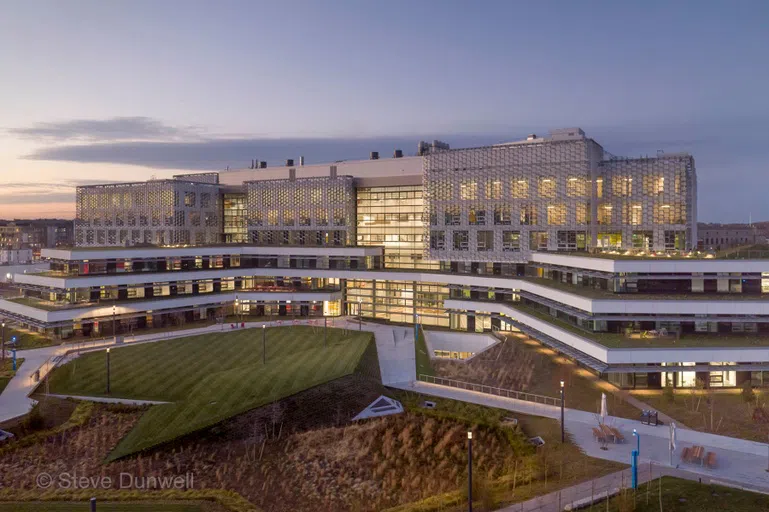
[418,374,562,407]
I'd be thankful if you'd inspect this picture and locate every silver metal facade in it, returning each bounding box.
[423,133,695,262]
[245,175,356,246]
[74,180,222,247]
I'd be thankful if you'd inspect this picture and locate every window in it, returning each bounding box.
[557,231,585,250]
[200,193,211,208]
[310,189,322,204]
[625,203,642,225]
[485,179,502,199]
[184,192,196,207]
[315,208,328,226]
[460,181,478,200]
[502,231,520,252]
[596,177,604,198]
[494,205,511,225]
[597,232,622,248]
[333,209,346,226]
[547,204,566,225]
[632,231,652,250]
[190,212,201,226]
[567,176,588,197]
[283,209,295,226]
[476,231,493,251]
[511,178,528,198]
[664,230,686,250]
[576,202,589,224]
[299,209,311,226]
[520,204,537,225]
[654,203,685,224]
[598,204,613,224]
[612,176,632,196]
[445,207,461,225]
[529,231,548,251]
[453,231,469,251]
[430,231,446,250]
[643,175,665,195]
[538,177,556,198]
[469,207,486,225]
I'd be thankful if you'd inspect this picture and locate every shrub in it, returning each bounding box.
[662,385,675,403]
[741,381,757,404]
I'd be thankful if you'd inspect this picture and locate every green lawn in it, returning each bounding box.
[0,357,24,394]
[3,326,56,349]
[47,326,375,460]
[0,502,217,511]
[415,325,434,377]
[605,476,769,511]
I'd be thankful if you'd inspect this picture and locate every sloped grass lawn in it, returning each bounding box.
[47,326,374,460]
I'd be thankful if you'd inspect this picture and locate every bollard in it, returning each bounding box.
[90,497,97,511]
[631,449,639,489]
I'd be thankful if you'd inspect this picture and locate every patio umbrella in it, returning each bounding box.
[600,393,608,420]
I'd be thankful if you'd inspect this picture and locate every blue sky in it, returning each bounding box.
[1,0,768,221]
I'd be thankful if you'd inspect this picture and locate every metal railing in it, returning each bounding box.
[418,374,562,407]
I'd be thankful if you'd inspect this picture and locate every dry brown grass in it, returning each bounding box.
[434,333,640,419]
[632,388,769,442]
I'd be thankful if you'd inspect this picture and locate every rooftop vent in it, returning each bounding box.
[370,151,379,160]
[299,156,305,166]
[286,159,294,167]
[393,149,403,158]
[260,161,266,169]
[527,134,537,141]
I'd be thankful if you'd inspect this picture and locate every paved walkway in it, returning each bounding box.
[0,316,413,424]
[44,394,170,405]
[394,381,769,492]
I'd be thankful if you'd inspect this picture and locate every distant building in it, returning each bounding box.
[0,220,74,253]
[0,248,33,265]
[698,223,761,250]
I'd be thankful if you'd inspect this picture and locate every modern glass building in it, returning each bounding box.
[6,128,769,389]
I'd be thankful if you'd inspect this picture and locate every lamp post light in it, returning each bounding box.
[262,324,266,364]
[560,380,565,443]
[358,298,362,331]
[106,348,111,394]
[633,429,640,454]
[235,295,240,324]
[467,430,473,512]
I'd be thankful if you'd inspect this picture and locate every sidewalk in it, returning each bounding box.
[396,380,769,492]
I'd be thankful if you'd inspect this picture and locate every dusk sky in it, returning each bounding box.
[1,0,768,221]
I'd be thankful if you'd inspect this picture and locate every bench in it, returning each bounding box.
[600,423,617,443]
[705,451,717,469]
[609,427,625,443]
[592,427,607,443]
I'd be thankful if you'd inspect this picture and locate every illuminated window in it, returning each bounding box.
[511,178,528,198]
[184,192,196,207]
[538,177,556,198]
[547,204,566,225]
[520,204,537,225]
[576,202,589,224]
[485,179,502,199]
[502,231,520,252]
[567,176,587,197]
[625,203,643,225]
[643,175,665,195]
[469,207,486,225]
[598,204,613,224]
[315,208,328,226]
[494,205,511,225]
[283,209,295,226]
[460,181,478,200]
[612,176,632,197]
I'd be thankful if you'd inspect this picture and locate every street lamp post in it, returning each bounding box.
[560,380,565,443]
[235,296,240,324]
[631,428,640,489]
[1,321,5,362]
[262,324,266,364]
[112,305,116,340]
[358,298,362,331]
[467,430,473,512]
[633,429,640,454]
[324,316,327,347]
[106,348,111,394]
